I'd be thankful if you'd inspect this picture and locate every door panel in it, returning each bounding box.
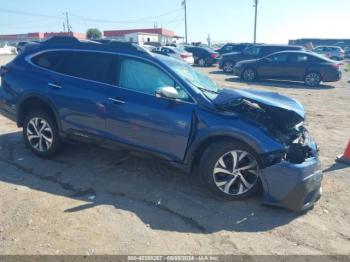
[105,57,194,161]
[106,87,194,161]
[48,74,108,136]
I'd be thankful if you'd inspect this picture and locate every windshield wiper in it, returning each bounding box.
[186,79,221,94]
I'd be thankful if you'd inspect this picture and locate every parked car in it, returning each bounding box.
[219,45,305,73]
[0,44,16,55]
[233,51,341,87]
[344,46,350,58]
[0,36,323,212]
[184,46,219,66]
[215,43,254,55]
[313,46,345,61]
[152,46,194,64]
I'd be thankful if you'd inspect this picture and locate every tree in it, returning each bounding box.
[86,28,102,40]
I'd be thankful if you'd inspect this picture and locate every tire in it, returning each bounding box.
[242,68,257,82]
[23,110,63,158]
[304,72,321,87]
[222,61,235,73]
[198,58,206,67]
[199,140,261,200]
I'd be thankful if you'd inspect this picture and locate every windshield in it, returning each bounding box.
[160,56,222,100]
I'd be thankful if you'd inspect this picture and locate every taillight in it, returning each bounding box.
[332,64,340,70]
[180,53,189,59]
[211,53,219,59]
[0,66,10,77]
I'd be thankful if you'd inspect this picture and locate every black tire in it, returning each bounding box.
[23,110,63,158]
[222,61,235,73]
[242,68,257,82]
[198,58,206,67]
[304,72,321,87]
[199,140,261,200]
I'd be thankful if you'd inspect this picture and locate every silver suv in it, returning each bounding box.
[313,46,345,61]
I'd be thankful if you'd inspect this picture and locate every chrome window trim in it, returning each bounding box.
[25,48,197,105]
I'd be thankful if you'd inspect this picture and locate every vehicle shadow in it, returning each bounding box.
[0,131,299,234]
[225,77,335,90]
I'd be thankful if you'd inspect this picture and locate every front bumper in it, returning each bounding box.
[260,156,323,212]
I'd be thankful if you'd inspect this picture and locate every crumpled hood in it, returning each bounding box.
[213,88,305,129]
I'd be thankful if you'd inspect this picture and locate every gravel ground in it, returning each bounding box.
[0,55,349,255]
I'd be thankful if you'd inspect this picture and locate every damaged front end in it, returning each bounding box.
[214,89,323,212]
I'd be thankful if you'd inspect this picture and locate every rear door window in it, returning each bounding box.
[57,51,116,85]
[32,51,116,85]
[290,54,309,63]
[245,47,261,56]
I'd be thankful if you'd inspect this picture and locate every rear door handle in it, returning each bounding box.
[108,97,125,104]
[48,82,62,89]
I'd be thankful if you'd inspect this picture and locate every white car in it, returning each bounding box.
[153,46,194,64]
[0,44,16,55]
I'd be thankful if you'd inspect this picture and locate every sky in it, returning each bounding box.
[0,0,349,44]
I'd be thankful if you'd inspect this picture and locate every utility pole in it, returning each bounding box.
[182,0,188,44]
[253,0,258,44]
[63,22,66,33]
[64,12,71,35]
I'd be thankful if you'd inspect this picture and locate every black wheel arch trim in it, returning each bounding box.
[183,128,284,171]
[16,92,62,131]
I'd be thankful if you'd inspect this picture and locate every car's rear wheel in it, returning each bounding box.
[198,58,206,67]
[199,141,261,200]
[242,68,257,82]
[223,61,234,73]
[304,72,321,87]
[23,111,62,158]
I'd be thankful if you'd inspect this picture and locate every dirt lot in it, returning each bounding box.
[0,54,349,255]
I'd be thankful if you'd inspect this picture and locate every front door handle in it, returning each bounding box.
[48,82,62,89]
[108,97,125,105]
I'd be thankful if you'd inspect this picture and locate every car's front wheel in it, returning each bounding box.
[242,68,257,82]
[23,111,63,158]
[222,61,234,73]
[199,141,261,200]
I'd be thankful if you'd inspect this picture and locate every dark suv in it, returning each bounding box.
[216,43,253,55]
[184,46,219,66]
[0,37,322,211]
[219,45,305,73]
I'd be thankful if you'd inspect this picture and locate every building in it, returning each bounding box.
[289,38,350,47]
[0,32,86,44]
[103,28,183,45]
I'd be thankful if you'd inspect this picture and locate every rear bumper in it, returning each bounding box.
[0,90,17,122]
[323,70,342,82]
[260,157,323,212]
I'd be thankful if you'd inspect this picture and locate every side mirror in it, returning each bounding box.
[156,86,179,100]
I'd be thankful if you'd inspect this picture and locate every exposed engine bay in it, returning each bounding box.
[214,89,318,165]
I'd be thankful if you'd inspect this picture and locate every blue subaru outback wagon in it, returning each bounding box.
[0,37,323,211]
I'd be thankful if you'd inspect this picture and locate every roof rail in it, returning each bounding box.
[44,36,80,44]
[106,41,151,55]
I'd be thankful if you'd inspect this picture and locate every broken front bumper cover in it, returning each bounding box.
[260,156,323,212]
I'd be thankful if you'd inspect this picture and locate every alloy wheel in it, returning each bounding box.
[26,117,53,152]
[243,69,256,81]
[223,62,234,73]
[213,150,259,196]
[199,59,206,67]
[305,73,320,87]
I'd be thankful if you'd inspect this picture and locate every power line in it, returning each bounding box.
[0,8,62,19]
[69,8,183,24]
